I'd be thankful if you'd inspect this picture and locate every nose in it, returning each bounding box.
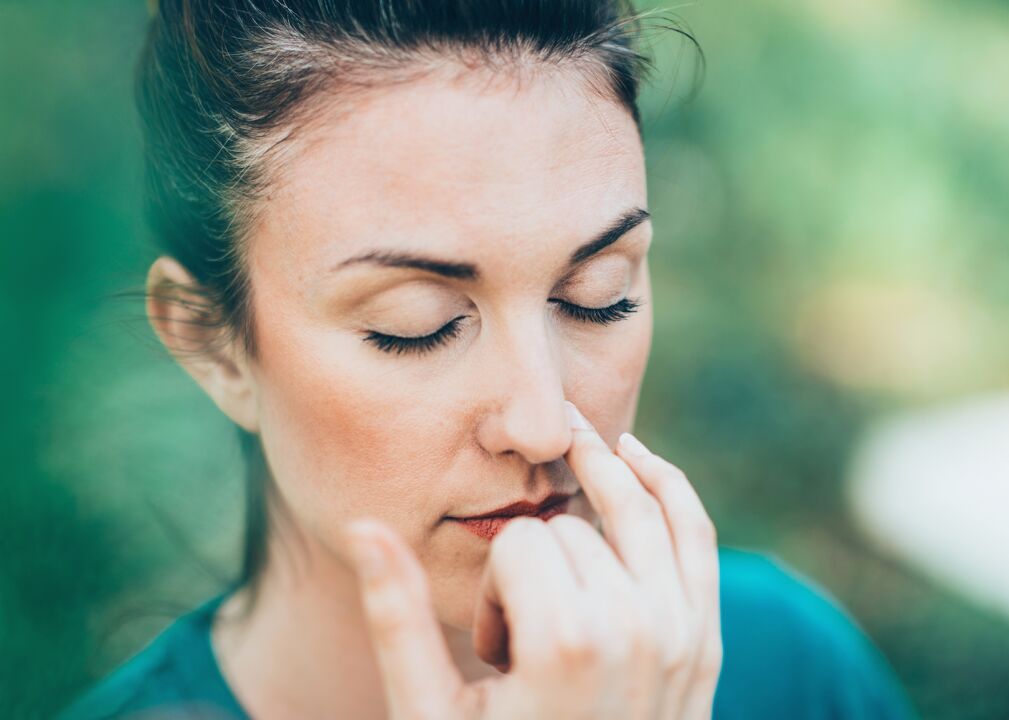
[475,314,572,464]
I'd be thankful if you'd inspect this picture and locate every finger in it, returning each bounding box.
[614,434,722,719]
[547,514,672,719]
[614,433,720,611]
[542,514,639,660]
[563,401,681,611]
[679,605,723,720]
[343,518,465,719]
[473,517,583,670]
[544,514,631,593]
[661,561,723,720]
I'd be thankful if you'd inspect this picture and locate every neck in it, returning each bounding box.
[211,525,497,719]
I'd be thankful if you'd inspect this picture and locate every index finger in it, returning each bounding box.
[563,401,679,598]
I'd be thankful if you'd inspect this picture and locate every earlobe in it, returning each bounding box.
[146,255,260,433]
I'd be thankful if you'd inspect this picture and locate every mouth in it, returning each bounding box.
[447,492,575,542]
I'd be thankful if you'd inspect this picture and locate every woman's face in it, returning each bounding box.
[246,65,652,629]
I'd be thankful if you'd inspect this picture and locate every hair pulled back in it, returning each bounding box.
[135,0,699,596]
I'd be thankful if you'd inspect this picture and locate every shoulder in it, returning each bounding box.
[714,546,918,720]
[59,620,181,720]
[59,596,244,720]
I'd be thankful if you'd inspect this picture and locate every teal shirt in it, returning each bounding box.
[61,547,919,719]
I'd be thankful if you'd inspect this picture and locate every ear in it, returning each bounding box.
[146,255,260,433]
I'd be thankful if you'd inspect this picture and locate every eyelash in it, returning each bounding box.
[362,297,643,356]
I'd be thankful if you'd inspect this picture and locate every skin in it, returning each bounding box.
[147,61,721,719]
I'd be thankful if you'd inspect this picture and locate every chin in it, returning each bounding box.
[432,569,484,631]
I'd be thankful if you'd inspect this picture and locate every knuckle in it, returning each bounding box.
[698,636,725,680]
[549,620,602,672]
[660,630,696,679]
[650,474,678,504]
[649,468,686,509]
[660,468,691,499]
[368,594,414,638]
[658,455,688,477]
[628,623,662,667]
[689,515,718,546]
[557,636,600,670]
[640,491,667,520]
[620,598,663,666]
[661,644,691,680]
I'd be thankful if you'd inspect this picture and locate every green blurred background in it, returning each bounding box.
[2,0,1008,718]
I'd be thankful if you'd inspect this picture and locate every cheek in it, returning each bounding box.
[251,317,467,549]
[569,279,654,441]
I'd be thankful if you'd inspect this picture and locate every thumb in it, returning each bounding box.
[343,518,467,719]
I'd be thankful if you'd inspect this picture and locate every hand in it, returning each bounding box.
[342,401,722,719]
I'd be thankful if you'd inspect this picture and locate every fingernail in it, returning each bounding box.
[346,525,387,582]
[565,401,592,430]
[618,432,650,456]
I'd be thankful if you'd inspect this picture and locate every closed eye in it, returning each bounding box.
[550,296,643,324]
[362,315,468,356]
[362,296,644,356]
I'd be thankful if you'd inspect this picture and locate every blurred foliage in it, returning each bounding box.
[2,0,1007,718]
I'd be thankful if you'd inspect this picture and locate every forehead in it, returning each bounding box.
[255,64,646,277]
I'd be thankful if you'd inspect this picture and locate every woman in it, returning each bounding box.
[63,1,917,718]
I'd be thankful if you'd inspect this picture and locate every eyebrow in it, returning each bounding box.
[332,206,651,281]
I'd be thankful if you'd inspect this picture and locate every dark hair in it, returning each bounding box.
[135,0,701,600]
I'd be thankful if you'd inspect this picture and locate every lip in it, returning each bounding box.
[451,491,575,520]
[448,493,574,542]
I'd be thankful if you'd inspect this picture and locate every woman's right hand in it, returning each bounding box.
[343,401,722,719]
